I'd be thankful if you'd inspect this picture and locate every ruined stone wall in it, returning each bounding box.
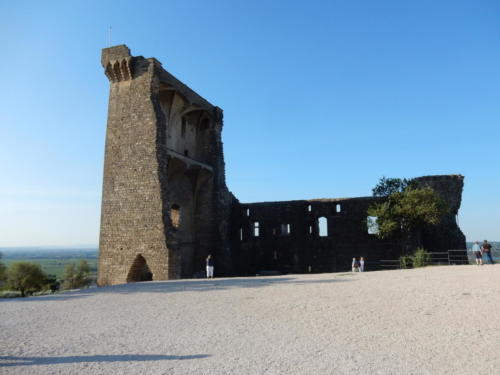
[414,175,466,252]
[98,45,232,285]
[230,175,467,275]
[230,197,401,275]
[98,46,467,284]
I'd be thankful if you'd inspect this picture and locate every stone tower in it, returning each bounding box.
[98,45,467,284]
[98,45,233,285]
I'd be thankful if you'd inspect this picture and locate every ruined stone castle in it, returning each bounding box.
[98,45,466,285]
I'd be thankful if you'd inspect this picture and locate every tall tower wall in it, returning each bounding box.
[98,45,232,285]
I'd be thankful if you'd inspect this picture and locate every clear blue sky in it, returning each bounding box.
[0,0,498,246]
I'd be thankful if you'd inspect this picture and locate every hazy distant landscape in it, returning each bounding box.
[0,247,97,280]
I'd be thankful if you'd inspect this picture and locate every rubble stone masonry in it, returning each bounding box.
[98,46,466,285]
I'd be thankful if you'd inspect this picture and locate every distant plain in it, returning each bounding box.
[0,248,97,280]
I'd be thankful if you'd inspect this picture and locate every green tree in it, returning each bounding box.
[62,260,91,290]
[368,186,448,251]
[7,262,47,297]
[372,177,413,197]
[62,263,77,289]
[75,260,91,287]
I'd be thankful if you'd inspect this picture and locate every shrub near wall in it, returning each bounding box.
[412,248,431,268]
[399,248,432,269]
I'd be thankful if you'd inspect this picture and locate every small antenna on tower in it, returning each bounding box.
[108,26,112,47]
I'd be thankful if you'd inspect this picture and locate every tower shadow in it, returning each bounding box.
[0,354,211,367]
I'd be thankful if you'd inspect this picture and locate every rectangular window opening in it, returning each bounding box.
[318,217,328,237]
[367,216,379,235]
[253,221,260,237]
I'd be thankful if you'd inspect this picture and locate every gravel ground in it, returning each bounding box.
[1,265,499,374]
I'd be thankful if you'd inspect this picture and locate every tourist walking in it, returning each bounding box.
[352,257,359,272]
[206,254,214,278]
[359,257,365,272]
[481,240,494,264]
[471,241,483,265]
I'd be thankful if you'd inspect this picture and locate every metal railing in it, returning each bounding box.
[380,249,469,269]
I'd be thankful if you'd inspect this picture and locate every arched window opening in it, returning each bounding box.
[307,204,312,212]
[253,221,260,237]
[126,254,153,283]
[336,204,341,213]
[239,228,243,241]
[170,204,180,229]
[181,117,187,138]
[318,217,328,237]
[246,208,250,216]
[308,225,313,234]
[367,216,379,235]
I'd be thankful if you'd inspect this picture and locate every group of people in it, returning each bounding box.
[352,257,365,272]
[208,254,369,277]
[207,242,494,278]
[471,240,495,265]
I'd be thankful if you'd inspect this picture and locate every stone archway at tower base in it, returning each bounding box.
[126,254,153,282]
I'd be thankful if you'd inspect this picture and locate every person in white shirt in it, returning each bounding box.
[359,257,365,272]
[471,242,482,265]
[206,254,214,278]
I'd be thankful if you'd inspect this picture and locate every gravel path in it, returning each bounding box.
[1,265,499,374]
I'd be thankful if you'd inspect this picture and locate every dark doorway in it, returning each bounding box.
[126,254,153,282]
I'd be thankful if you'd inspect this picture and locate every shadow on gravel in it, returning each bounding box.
[0,291,97,303]
[0,276,354,301]
[0,354,211,367]
[99,276,354,295]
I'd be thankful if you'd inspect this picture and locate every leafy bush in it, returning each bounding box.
[411,248,431,268]
[62,260,91,290]
[399,255,412,269]
[0,291,22,298]
[399,248,432,269]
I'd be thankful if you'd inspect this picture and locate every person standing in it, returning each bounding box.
[481,240,494,264]
[352,257,359,272]
[359,257,365,272]
[471,241,483,265]
[206,254,214,278]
